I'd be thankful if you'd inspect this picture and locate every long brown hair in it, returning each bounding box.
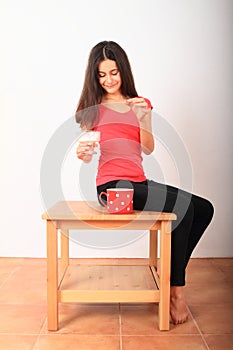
[75,41,138,129]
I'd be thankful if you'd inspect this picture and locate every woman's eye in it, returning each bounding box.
[111,70,118,76]
[98,70,119,78]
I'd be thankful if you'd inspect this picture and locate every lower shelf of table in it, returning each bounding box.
[58,264,160,303]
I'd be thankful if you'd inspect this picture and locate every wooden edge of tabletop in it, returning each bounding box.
[42,201,177,221]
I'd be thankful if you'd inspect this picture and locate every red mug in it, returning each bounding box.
[99,188,134,214]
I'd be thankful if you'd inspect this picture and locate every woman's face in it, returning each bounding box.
[98,59,122,95]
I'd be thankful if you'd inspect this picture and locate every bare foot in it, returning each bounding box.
[170,286,189,325]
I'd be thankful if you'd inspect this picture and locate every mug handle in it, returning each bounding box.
[99,191,108,207]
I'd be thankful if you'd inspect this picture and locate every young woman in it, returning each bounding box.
[75,41,214,325]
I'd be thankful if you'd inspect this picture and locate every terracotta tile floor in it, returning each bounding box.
[0,258,232,350]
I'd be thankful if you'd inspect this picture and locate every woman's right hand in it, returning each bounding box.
[76,141,98,163]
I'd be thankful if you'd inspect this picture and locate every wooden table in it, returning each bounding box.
[42,201,176,331]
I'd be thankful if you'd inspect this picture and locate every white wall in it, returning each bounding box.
[0,0,232,257]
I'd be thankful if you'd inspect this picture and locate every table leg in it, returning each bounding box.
[47,220,58,331]
[149,230,158,267]
[159,220,171,331]
[61,229,69,274]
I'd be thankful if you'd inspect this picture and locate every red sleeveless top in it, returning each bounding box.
[93,100,152,186]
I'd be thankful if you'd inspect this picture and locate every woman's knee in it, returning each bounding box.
[193,195,214,224]
[203,198,214,222]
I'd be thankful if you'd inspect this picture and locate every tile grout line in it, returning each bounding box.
[0,332,41,336]
[119,304,123,350]
[31,334,40,350]
[0,266,21,289]
[189,307,210,350]
[38,315,47,336]
[31,314,47,349]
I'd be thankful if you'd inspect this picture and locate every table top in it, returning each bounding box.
[42,201,177,221]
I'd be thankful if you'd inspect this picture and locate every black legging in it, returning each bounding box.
[97,179,214,286]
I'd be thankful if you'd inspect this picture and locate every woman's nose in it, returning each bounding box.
[106,74,113,83]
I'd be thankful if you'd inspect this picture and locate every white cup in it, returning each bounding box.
[78,131,100,155]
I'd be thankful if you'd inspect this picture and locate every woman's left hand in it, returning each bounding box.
[127,97,154,154]
[126,97,150,122]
